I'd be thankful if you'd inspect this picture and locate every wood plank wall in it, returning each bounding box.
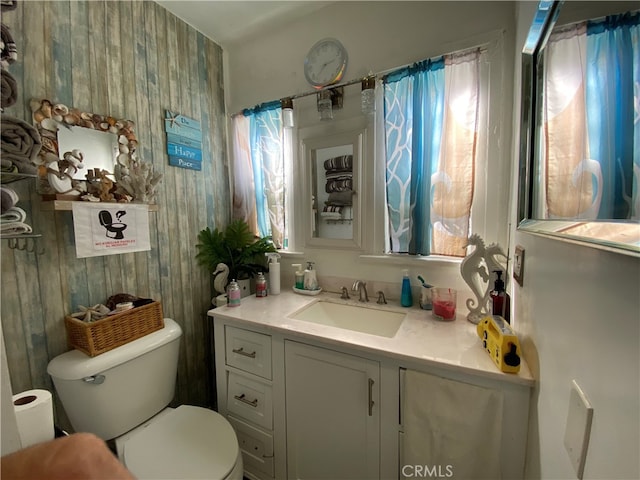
[1,0,229,427]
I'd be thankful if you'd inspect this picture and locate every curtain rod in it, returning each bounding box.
[230,45,487,118]
[230,74,373,118]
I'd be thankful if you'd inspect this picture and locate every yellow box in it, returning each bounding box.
[477,315,521,373]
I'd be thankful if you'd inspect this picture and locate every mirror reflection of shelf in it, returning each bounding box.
[40,200,159,212]
[323,218,352,224]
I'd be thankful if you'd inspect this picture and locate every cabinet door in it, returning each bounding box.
[401,369,504,479]
[285,340,380,480]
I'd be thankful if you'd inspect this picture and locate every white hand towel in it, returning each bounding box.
[0,222,32,234]
[0,206,26,223]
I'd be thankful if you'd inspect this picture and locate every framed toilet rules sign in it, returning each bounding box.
[71,203,151,258]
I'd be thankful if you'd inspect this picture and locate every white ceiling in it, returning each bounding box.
[155,1,334,47]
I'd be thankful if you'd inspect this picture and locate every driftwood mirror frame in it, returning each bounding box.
[30,98,137,195]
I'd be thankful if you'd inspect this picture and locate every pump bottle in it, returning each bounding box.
[401,269,413,307]
[265,253,281,295]
[303,261,318,290]
[292,264,304,289]
[490,270,511,323]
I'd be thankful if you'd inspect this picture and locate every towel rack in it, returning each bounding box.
[1,234,45,255]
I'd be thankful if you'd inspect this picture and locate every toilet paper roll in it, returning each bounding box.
[12,389,54,448]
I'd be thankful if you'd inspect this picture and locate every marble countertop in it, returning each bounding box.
[208,290,534,387]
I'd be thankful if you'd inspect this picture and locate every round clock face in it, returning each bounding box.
[304,38,348,88]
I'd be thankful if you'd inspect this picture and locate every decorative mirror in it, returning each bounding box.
[30,98,159,205]
[300,119,364,249]
[517,1,640,256]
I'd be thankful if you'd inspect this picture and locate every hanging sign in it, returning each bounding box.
[72,202,151,258]
[164,110,203,171]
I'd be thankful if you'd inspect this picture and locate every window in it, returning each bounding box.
[382,48,486,257]
[231,38,507,259]
[231,102,290,249]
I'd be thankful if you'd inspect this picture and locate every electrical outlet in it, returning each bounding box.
[513,245,525,286]
[564,380,593,479]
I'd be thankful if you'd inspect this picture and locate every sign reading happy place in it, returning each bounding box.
[164,110,203,171]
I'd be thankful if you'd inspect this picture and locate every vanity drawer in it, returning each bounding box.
[227,415,274,478]
[225,326,272,379]
[227,371,273,430]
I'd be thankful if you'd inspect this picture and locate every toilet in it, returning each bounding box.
[47,318,242,480]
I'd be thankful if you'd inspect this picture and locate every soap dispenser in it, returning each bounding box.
[292,264,304,289]
[401,269,413,307]
[303,261,318,290]
[490,270,511,323]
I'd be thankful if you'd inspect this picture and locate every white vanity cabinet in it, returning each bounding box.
[216,325,277,480]
[212,299,532,480]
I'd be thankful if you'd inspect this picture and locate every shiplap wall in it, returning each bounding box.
[1,0,229,427]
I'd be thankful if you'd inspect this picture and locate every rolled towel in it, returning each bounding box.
[1,68,17,109]
[1,23,17,68]
[1,115,41,174]
[0,1,17,12]
[0,206,26,223]
[0,221,32,234]
[0,186,18,213]
[320,211,342,219]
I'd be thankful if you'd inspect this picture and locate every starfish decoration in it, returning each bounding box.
[70,304,111,322]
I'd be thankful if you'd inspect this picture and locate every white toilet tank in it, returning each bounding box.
[47,318,182,440]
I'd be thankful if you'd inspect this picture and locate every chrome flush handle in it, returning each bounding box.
[83,375,105,385]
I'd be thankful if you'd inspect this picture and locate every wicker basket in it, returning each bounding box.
[65,301,164,357]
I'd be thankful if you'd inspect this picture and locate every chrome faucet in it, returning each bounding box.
[376,291,387,305]
[352,280,369,302]
[340,286,350,300]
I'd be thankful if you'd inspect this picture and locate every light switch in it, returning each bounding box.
[513,245,525,286]
[564,380,593,479]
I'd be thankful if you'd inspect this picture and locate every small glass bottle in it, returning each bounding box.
[227,279,241,307]
[255,272,268,298]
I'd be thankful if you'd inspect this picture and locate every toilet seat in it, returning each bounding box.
[123,405,239,479]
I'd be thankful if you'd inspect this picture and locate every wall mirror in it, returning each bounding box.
[517,1,640,256]
[31,98,137,195]
[300,119,365,250]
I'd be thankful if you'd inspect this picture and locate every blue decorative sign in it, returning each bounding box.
[164,111,203,170]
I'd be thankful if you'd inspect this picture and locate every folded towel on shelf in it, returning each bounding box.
[0,186,18,213]
[325,178,352,193]
[1,115,41,174]
[323,155,353,171]
[0,206,26,223]
[320,211,342,219]
[1,23,17,68]
[1,68,17,109]
[326,191,353,206]
[1,1,17,12]
[0,221,32,234]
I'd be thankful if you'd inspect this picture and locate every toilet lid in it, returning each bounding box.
[124,405,239,479]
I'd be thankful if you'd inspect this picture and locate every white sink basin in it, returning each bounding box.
[289,301,405,338]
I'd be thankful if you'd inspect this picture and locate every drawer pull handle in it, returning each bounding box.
[368,378,375,416]
[234,393,258,408]
[232,347,257,358]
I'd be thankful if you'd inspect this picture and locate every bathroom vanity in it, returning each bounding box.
[209,292,533,480]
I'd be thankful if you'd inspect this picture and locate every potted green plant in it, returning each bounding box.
[195,219,276,294]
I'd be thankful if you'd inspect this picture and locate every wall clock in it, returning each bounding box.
[304,38,348,88]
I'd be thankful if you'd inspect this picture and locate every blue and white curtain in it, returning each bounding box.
[232,102,285,248]
[384,49,482,256]
[543,11,639,220]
